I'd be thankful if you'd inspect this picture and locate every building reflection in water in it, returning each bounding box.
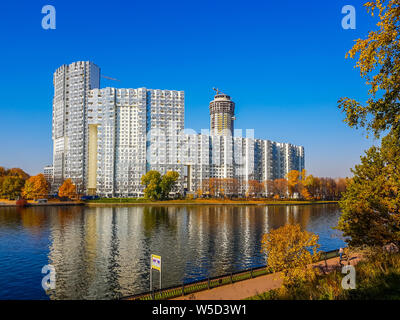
[0,204,343,299]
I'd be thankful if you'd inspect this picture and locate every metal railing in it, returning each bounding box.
[122,248,340,300]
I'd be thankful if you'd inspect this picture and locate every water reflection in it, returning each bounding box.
[0,204,344,299]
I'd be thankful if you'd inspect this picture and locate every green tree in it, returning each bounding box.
[141,170,162,200]
[160,171,179,199]
[338,131,400,246]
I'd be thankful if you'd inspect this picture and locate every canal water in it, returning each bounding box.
[0,204,345,299]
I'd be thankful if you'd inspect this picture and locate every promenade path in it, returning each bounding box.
[173,254,362,300]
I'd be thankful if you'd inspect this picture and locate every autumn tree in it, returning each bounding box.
[0,176,25,199]
[0,167,30,199]
[208,178,222,197]
[338,0,400,139]
[220,178,240,198]
[159,171,179,199]
[6,168,30,180]
[22,174,49,200]
[247,180,265,198]
[58,178,77,199]
[301,174,317,200]
[287,170,300,198]
[273,178,288,198]
[337,0,400,246]
[141,170,162,200]
[261,224,320,288]
[336,178,348,198]
[200,179,211,197]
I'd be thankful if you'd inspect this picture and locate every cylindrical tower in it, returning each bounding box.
[209,89,235,136]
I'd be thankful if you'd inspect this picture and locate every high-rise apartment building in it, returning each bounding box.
[52,61,100,192]
[209,90,235,136]
[86,87,184,197]
[51,61,304,197]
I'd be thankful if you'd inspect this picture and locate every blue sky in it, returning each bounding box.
[0,0,380,177]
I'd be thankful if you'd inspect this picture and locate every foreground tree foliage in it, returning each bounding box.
[22,174,49,200]
[141,170,179,200]
[338,131,400,246]
[261,224,320,288]
[337,0,400,246]
[338,0,400,138]
[251,248,400,300]
[58,178,77,199]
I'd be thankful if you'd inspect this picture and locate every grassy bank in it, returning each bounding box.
[248,249,400,300]
[85,198,338,206]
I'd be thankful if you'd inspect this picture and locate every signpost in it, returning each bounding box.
[150,254,162,293]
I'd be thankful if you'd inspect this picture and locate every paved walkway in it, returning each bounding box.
[173,254,362,300]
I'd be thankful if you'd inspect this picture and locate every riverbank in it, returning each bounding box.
[0,198,338,208]
[0,199,83,207]
[86,198,338,207]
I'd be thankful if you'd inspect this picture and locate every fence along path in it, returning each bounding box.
[123,249,341,300]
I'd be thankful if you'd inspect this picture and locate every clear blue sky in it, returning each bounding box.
[0,0,380,177]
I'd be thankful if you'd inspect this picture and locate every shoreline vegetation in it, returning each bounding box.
[85,198,338,206]
[0,198,338,207]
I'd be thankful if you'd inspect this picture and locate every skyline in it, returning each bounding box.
[0,1,380,177]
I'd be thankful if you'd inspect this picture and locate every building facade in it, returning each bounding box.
[52,61,100,192]
[51,61,304,197]
[43,165,54,184]
[86,87,185,197]
[209,90,235,136]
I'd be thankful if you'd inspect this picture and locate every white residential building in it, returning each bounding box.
[86,87,185,197]
[51,61,304,197]
[43,165,54,183]
[52,61,100,192]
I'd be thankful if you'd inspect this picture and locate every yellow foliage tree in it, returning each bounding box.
[58,179,77,199]
[261,224,320,288]
[286,170,300,197]
[301,187,313,201]
[22,174,49,200]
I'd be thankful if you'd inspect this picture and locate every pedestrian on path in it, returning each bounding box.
[339,247,343,261]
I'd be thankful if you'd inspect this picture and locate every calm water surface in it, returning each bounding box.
[0,204,345,299]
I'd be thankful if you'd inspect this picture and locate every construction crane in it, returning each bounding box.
[101,75,121,82]
[213,87,225,95]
